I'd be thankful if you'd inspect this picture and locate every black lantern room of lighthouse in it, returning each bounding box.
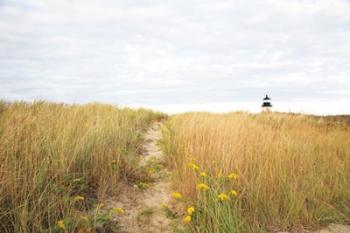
[262,95,272,111]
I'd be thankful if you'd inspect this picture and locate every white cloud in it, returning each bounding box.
[0,0,349,114]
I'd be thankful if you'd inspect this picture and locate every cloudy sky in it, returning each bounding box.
[0,0,349,114]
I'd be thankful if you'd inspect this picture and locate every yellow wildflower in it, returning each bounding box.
[187,206,195,215]
[74,195,85,201]
[171,192,183,200]
[73,178,81,182]
[187,162,199,171]
[218,193,230,201]
[229,190,238,197]
[184,215,191,224]
[81,216,89,222]
[161,203,168,208]
[200,172,207,177]
[112,207,125,215]
[196,183,209,191]
[57,220,66,230]
[148,168,156,174]
[227,173,239,180]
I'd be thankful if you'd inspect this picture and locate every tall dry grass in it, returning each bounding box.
[162,112,350,233]
[0,101,163,232]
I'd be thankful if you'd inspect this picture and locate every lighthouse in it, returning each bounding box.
[262,94,272,112]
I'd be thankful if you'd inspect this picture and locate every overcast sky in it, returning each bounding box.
[0,0,349,114]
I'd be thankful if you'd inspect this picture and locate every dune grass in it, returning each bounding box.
[0,101,164,232]
[162,112,350,233]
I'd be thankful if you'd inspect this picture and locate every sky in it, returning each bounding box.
[0,0,349,115]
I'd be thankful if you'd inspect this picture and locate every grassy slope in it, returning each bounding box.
[162,112,350,233]
[0,101,164,232]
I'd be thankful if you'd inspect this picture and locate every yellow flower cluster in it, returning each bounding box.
[148,168,156,174]
[183,206,195,224]
[196,183,209,191]
[229,190,238,197]
[81,216,89,222]
[74,195,85,201]
[57,220,66,230]
[180,160,241,227]
[187,206,195,215]
[227,173,239,180]
[217,190,238,201]
[218,193,230,201]
[111,207,125,215]
[184,215,191,224]
[187,162,199,171]
[161,203,169,208]
[171,192,183,200]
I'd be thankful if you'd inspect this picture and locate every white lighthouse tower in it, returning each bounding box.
[261,94,272,112]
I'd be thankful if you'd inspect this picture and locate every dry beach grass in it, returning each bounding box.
[0,101,163,232]
[162,112,350,233]
[1,101,349,233]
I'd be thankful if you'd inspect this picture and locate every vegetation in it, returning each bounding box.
[1,101,349,233]
[0,101,163,232]
[162,112,350,233]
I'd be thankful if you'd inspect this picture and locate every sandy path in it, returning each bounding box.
[105,121,173,233]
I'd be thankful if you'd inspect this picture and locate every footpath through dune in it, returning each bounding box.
[105,121,174,233]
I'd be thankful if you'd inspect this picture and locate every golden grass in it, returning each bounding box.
[162,112,350,232]
[0,100,163,232]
